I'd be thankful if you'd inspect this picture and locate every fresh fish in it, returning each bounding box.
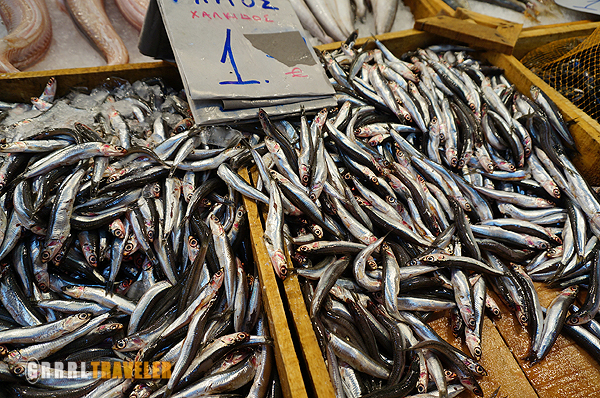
[0,0,52,72]
[64,0,129,65]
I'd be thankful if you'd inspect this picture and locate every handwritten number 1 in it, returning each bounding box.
[219,29,260,85]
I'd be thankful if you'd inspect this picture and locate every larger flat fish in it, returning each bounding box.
[0,0,52,72]
[64,0,129,65]
[114,0,148,31]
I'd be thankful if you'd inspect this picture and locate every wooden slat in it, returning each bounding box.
[489,284,600,398]
[239,168,309,398]
[404,0,455,20]
[430,315,539,398]
[521,20,594,32]
[316,29,449,57]
[415,15,522,54]
[514,21,600,59]
[0,62,181,103]
[247,172,336,398]
[453,7,511,28]
[283,274,336,398]
[483,52,600,184]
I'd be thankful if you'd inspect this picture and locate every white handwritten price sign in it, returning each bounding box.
[156,0,336,124]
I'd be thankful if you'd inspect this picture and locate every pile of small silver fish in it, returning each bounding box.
[257,40,600,397]
[290,0,401,44]
[0,77,277,397]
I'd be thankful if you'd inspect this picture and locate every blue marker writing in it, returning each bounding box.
[219,29,260,85]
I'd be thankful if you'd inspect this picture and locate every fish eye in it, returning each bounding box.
[12,365,25,375]
[475,347,482,357]
[125,243,134,252]
[114,146,125,151]
[41,251,51,261]
[426,255,434,262]
[78,313,89,319]
[89,255,97,264]
[116,340,127,349]
[281,267,287,276]
[188,237,198,247]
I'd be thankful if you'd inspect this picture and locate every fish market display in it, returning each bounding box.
[64,0,129,65]
[0,0,52,73]
[0,36,599,398]
[0,78,277,396]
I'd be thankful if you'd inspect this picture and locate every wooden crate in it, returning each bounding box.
[0,63,312,398]
[0,62,182,103]
[262,29,600,398]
